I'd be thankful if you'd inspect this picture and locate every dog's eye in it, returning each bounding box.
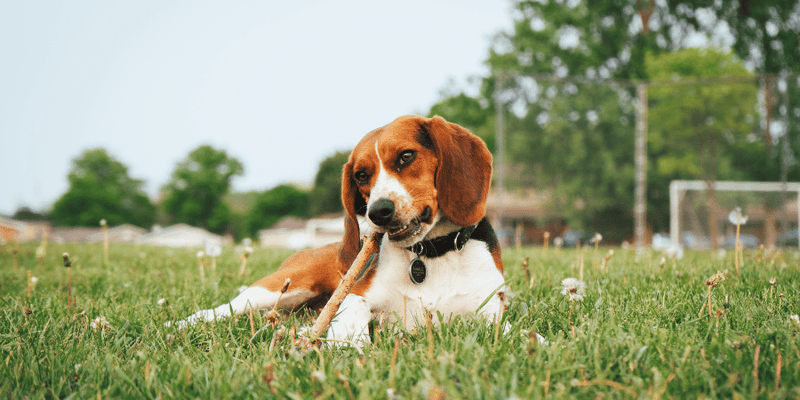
[354,171,369,184]
[397,150,416,167]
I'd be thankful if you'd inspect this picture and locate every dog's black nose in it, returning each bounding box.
[368,199,395,226]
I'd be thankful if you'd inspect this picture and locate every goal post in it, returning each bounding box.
[669,180,800,249]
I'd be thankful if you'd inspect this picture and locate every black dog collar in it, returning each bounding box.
[406,223,478,258]
[405,220,489,284]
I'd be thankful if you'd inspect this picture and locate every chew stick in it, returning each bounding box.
[306,232,383,343]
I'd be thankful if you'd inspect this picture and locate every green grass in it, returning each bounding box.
[1,242,799,399]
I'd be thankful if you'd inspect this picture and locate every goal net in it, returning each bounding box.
[669,180,800,249]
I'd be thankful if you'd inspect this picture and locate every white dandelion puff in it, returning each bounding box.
[561,278,587,302]
[728,207,748,225]
[90,316,111,331]
[205,242,222,258]
[310,370,326,383]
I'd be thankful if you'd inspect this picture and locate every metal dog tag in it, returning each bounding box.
[408,257,426,284]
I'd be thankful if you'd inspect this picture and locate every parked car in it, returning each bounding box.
[722,234,759,249]
[561,230,588,247]
[681,232,711,250]
[776,229,799,247]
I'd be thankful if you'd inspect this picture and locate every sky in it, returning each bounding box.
[0,1,513,216]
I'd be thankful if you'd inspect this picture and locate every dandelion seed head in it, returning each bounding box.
[196,251,204,259]
[99,219,107,227]
[665,244,684,259]
[790,314,800,326]
[205,242,222,257]
[310,370,326,383]
[560,278,587,301]
[705,270,728,288]
[242,238,253,246]
[769,277,777,286]
[593,233,602,243]
[90,316,111,331]
[30,276,39,284]
[157,298,168,306]
[728,207,748,225]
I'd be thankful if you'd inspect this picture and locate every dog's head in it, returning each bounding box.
[340,115,492,255]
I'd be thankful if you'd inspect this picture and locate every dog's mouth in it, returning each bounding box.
[387,221,421,241]
[385,206,433,242]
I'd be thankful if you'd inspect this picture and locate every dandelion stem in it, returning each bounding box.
[389,338,400,387]
[26,270,32,298]
[520,257,531,287]
[753,345,760,396]
[735,223,741,275]
[103,225,109,265]
[68,268,72,309]
[249,309,255,337]
[239,256,247,276]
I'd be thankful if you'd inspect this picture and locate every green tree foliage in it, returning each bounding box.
[666,0,800,182]
[428,92,495,149]
[11,207,50,222]
[307,151,349,217]
[646,48,760,230]
[51,148,156,228]
[667,0,800,75]
[426,0,800,239]
[161,145,243,234]
[247,184,309,236]
[478,0,665,241]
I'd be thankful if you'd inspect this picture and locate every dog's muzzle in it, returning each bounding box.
[368,200,433,242]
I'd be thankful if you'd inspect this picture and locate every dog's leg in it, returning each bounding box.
[326,294,372,348]
[174,286,317,327]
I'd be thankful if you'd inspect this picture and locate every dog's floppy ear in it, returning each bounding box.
[425,116,493,227]
[339,151,365,264]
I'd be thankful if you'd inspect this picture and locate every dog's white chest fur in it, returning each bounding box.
[364,237,505,329]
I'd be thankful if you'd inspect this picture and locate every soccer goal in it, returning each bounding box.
[669,180,800,249]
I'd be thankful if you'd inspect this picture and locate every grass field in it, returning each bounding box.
[1,241,799,399]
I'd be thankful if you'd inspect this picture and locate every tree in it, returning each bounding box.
[307,151,349,217]
[646,48,760,235]
[161,145,243,234]
[477,0,666,241]
[248,184,309,236]
[51,148,156,227]
[12,207,50,222]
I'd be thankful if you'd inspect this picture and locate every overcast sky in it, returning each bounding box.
[0,1,513,216]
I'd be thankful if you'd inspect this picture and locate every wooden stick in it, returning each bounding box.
[306,232,383,344]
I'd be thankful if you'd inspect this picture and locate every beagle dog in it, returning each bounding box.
[177,115,507,346]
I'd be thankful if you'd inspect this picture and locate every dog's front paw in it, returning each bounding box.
[326,294,372,349]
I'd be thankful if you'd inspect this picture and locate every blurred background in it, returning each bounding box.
[2,0,799,251]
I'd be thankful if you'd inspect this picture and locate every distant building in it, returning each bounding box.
[259,214,345,249]
[86,224,147,243]
[0,218,19,242]
[0,218,51,242]
[50,227,103,243]
[137,223,231,248]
